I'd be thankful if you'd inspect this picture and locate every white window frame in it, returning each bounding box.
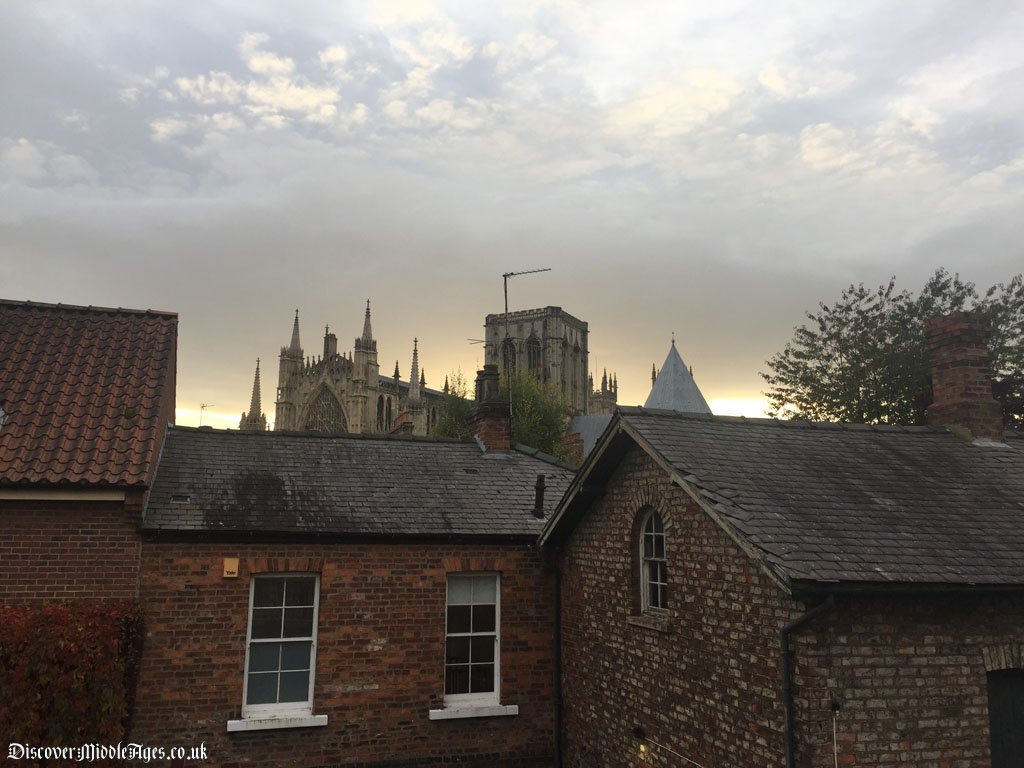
[428,572,518,720]
[240,573,320,719]
[444,572,500,706]
[640,510,668,612]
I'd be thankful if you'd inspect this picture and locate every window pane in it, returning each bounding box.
[472,575,496,604]
[446,637,470,665]
[470,664,494,693]
[471,635,495,663]
[254,578,284,608]
[448,575,473,604]
[447,605,471,634]
[472,605,496,633]
[654,534,665,559]
[643,534,654,558]
[283,607,314,637]
[251,608,283,639]
[246,672,278,705]
[280,642,311,671]
[651,513,663,534]
[248,642,280,673]
[445,665,470,695]
[285,578,316,607]
[278,670,310,702]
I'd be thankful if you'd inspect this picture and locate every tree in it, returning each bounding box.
[433,369,573,456]
[500,369,573,457]
[434,370,474,440]
[761,268,1024,429]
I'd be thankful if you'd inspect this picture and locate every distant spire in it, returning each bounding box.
[393,360,400,380]
[613,373,618,394]
[420,368,426,388]
[410,338,421,402]
[239,358,267,432]
[443,375,450,394]
[289,309,301,353]
[250,358,262,415]
[361,299,373,343]
[651,363,657,388]
[601,368,608,392]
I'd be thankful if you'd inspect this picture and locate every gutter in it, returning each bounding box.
[780,594,835,768]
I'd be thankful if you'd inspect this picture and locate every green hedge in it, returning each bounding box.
[0,601,143,745]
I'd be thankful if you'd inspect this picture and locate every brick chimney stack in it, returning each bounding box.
[925,311,1003,440]
[470,364,511,451]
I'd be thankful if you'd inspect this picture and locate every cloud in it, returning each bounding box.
[606,70,740,139]
[483,30,558,74]
[0,139,96,185]
[240,32,296,76]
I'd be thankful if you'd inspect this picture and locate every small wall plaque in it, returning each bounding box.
[223,557,239,578]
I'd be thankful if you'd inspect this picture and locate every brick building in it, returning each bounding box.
[0,299,177,603]
[541,312,1024,767]
[133,366,574,767]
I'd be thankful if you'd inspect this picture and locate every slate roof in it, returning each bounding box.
[568,413,613,457]
[0,300,177,487]
[144,427,575,537]
[543,407,1024,589]
[644,341,711,413]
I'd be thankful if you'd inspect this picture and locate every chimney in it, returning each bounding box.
[925,311,1003,439]
[470,363,510,451]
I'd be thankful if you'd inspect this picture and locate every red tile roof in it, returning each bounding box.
[0,300,177,487]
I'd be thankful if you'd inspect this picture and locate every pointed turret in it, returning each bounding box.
[409,338,421,404]
[361,299,373,344]
[420,368,426,388]
[444,375,450,394]
[644,338,712,413]
[289,309,301,354]
[239,358,268,431]
[651,363,657,388]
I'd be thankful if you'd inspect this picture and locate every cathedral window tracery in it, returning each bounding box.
[303,387,347,433]
[526,335,542,377]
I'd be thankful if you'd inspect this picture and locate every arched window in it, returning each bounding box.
[303,387,347,434]
[376,395,385,432]
[639,510,667,611]
[526,335,542,377]
[385,398,392,430]
[501,338,517,375]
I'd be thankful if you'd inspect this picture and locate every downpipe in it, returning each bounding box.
[780,594,835,768]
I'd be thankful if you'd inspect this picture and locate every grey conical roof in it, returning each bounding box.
[644,340,712,413]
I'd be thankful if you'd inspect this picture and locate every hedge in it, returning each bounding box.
[0,601,143,746]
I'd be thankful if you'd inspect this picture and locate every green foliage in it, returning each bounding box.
[434,370,474,440]
[433,368,573,456]
[0,601,143,745]
[761,268,1024,428]
[500,369,573,457]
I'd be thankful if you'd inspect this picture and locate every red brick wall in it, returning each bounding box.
[133,540,555,768]
[0,498,142,601]
[557,446,799,767]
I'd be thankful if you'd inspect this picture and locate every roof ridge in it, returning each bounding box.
[169,424,473,444]
[619,406,951,434]
[0,298,178,318]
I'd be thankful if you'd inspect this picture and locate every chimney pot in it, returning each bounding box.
[470,364,510,451]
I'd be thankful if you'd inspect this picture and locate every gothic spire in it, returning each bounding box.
[394,360,400,380]
[361,299,373,343]
[289,309,301,354]
[409,338,421,402]
[420,368,426,388]
[239,358,268,431]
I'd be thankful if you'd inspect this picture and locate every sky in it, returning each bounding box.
[2,1,1023,429]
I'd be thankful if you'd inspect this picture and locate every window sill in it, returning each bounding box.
[428,703,519,721]
[626,614,672,633]
[226,714,328,732]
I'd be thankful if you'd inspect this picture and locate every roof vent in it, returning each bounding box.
[170,494,191,504]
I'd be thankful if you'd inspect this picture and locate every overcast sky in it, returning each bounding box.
[3,1,1022,427]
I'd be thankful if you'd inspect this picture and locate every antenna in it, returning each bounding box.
[501,268,552,432]
[199,403,214,427]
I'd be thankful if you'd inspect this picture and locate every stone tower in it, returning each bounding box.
[484,306,590,414]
